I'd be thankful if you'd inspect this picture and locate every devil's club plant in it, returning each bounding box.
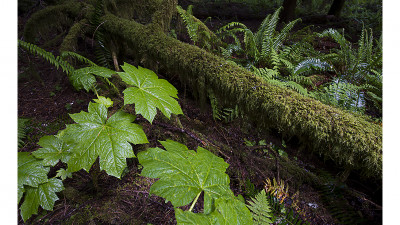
[118,63,183,123]
[18,152,64,221]
[138,140,253,224]
[32,135,72,167]
[18,60,261,223]
[59,102,148,178]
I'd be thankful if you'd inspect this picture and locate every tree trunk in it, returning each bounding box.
[281,0,297,22]
[101,13,382,180]
[328,0,346,17]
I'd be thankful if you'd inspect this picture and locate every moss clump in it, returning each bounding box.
[59,19,88,53]
[23,1,87,43]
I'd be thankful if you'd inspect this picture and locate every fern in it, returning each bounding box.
[253,67,309,96]
[177,5,199,44]
[18,118,30,149]
[176,5,217,50]
[18,40,74,74]
[247,190,274,224]
[61,51,97,66]
[89,0,113,69]
[208,89,239,123]
[217,7,300,68]
[293,58,334,76]
[310,80,366,113]
[19,40,118,94]
[247,185,310,225]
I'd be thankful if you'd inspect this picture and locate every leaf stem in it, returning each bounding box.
[92,85,100,98]
[189,192,202,212]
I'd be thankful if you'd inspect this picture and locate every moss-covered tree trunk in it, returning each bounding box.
[22,0,382,181]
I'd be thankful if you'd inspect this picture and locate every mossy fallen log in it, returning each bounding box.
[100,13,382,180]
[23,1,88,43]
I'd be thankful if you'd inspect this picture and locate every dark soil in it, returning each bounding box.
[17,5,382,225]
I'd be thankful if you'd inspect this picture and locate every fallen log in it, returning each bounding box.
[101,12,382,180]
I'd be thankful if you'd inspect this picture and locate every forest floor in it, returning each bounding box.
[18,8,381,225]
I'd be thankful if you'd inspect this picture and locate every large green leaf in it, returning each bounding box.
[18,152,49,188]
[138,140,232,213]
[70,66,115,91]
[118,63,183,123]
[60,102,148,178]
[32,135,71,167]
[175,197,254,225]
[19,178,64,222]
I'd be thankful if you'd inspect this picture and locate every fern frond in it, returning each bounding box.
[286,75,313,87]
[177,5,199,44]
[244,29,259,60]
[255,13,272,46]
[272,18,301,52]
[284,81,309,96]
[247,190,274,224]
[61,51,97,66]
[253,67,278,80]
[18,118,30,149]
[18,40,74,74]
[264,7,282,42]
[216,21,247,36]
[318,28,350,50]
[208,88,239,122]
[293,58,333,76]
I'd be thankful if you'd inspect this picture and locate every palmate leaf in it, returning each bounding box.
[175,197,253,225]
[19,178,64,222]
[93,96,113,108]
[118,63,183,123]
[138,140,232,214]
[32,135,71,167]
[59,102,148,178]
[70,66,115,91]
[18,152,49,189]
[56,168,73,180]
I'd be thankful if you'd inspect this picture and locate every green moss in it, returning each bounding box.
[59,19,88,53]
[23,1,87,43]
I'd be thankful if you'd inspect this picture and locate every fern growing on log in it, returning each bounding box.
[253,67,310,96]
[208,89,240,122]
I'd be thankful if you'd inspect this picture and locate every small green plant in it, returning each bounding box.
[176,5,216,50]
[64,103,72,111]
